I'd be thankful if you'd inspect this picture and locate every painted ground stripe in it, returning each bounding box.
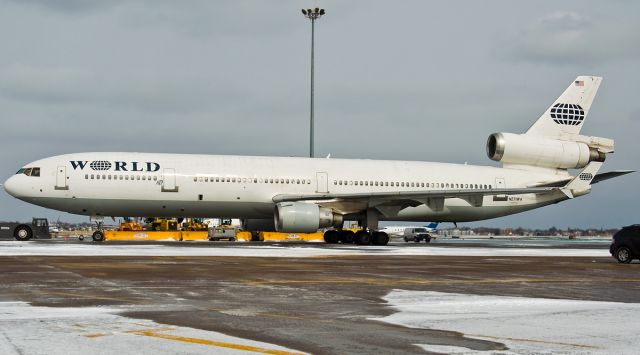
[130,330,305,355]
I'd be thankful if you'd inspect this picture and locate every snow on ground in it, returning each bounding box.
[0,241,610,257]
[0,302,305,355]
[374,290,640,355]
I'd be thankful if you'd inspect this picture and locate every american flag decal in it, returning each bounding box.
[574,80,584,87]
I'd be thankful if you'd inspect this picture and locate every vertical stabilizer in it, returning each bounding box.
[526,76,602,138]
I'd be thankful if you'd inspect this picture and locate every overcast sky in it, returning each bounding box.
[1,0,638,228]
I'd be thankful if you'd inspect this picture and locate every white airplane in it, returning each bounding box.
[3,76,633,244]
[381,223,439,237]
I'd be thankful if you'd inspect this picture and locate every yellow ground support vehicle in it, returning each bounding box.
[183,218,208,231]
[117,218,143,231]
[145,218,179,231]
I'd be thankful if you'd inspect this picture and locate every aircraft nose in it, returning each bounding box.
[3,175,19,198]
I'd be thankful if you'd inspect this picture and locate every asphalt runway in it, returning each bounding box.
[1,239,638,354]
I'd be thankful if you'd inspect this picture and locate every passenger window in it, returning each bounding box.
[205,177,209,182]
[91,174,95,179]
[97,175,101,180]
[281,179,285,184]
[153,176,157,181]
[85,174,88,179]
[254,178,258,183]
[136,176,140,181]
[194,177,197,182]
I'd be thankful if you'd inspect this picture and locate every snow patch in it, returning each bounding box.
[374,290,640,355]
[0,241,610,258]
[0,302,305,355]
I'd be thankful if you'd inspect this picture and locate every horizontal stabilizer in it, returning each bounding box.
[561,162,603,198]
[592,170,635,184]
[529,169,634,188]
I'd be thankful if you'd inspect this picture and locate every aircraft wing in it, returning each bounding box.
[273,187,556,203]
[272,187,558,216]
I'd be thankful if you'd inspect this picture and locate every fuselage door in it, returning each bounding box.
[162,168,179,192]
[493,177,507,202]
[55,166,68,190]
[316,172,328,193]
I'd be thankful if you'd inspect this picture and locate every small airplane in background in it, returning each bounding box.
[380,223,439,237]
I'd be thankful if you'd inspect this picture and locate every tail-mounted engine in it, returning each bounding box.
[487,132,612,169]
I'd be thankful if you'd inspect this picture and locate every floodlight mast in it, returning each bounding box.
[301,7,325,158]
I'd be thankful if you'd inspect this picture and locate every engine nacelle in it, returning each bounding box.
[274,202,343,233]
[487,132,606,169]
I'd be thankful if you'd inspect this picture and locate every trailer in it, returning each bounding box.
[0,218,52,241]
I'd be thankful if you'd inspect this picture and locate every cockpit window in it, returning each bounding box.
[16,167,40,177]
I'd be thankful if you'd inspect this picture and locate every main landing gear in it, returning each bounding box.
[323,229,389,246]
[90,216,105,242]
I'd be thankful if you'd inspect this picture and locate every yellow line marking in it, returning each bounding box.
[130,330,305,355]
[84,333,110,338]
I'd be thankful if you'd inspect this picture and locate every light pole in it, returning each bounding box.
[301,7,325,158]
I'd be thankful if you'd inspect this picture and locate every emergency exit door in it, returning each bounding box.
[316,172,328,193]
[55,166,68,190]
[493,177,507,201]
[162,168,179,192]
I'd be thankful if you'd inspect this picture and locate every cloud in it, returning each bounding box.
[501,11,640,65]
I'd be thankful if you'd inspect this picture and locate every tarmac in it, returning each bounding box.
[0,239,638,354]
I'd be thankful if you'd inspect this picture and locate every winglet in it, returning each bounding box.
[561,162,603,198]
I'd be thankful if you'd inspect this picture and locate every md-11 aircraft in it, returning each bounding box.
[3,76,633,244]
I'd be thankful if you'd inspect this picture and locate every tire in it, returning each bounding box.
[414,236,420,243]
[339,230,355,244]
[324,230,340,244]
[425,235,432,243]
[229,237,236,242]
[615,246,633,264]
[14,225,33,241]
[78,235,84,241]
[372,232,389,246]
[354,231,371,245]
[92,231,105,242]
[404,237,409,243]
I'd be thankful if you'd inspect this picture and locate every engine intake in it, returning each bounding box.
[274,202,343,233]
[487,132,605,169]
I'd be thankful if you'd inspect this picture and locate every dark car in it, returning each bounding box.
[610,225,640,263]
[403,227,432,243]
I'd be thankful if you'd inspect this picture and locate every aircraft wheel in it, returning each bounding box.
[354,230,371,245]
[92,231,105,242]
[14,225,33,241]
[372,232,389,246]
[615,246,633,264]
[323,230,340,244]
[339,230,355,244]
